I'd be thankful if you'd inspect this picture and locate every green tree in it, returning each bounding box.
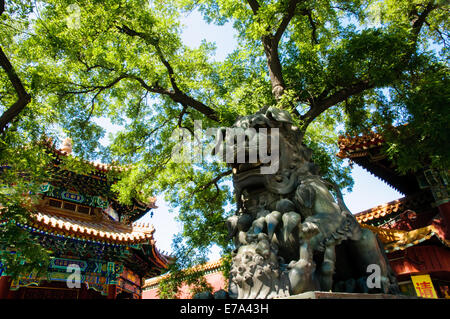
[0,0,57,280]
[0,0,448,292]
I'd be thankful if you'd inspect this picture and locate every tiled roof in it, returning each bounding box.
[143,259,224,288]
[151,245,172,270]
[29,210,156,244]
[361,223,450,253]
[43,137,131,173]
[336,130,425,195]
[337,132,384,159]
[42,138,157,210]
[189,258,223,273]
[52,147,131,173]
[353,192,432,224]
[353,197,408,224]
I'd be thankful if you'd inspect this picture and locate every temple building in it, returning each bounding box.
[337,131,450,298]
[0,138,169,299]
[142,259,226,299]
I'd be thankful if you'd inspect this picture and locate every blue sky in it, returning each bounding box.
[97,10,403,260]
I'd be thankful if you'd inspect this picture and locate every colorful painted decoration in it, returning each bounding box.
[61,191,84,203]
[104,205,119,221]
[0,141,166,300]
[38,184,109,209]
[8,257,125,296]
[50,258,87,271]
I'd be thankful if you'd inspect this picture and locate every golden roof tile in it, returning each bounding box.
[142,258,224,288]
[337,132,384,159]
[360,223,450,253]
[31,210,155,244]
[354,197,407,223]
[43,137,131,173]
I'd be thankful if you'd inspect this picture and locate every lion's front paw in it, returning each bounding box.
[300,221,319,239]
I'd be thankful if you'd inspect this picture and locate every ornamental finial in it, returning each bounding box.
[61,137,73,154]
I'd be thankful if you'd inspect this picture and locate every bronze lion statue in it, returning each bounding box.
[217,107,399,299]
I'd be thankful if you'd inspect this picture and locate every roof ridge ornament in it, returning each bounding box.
[60,137,73,154]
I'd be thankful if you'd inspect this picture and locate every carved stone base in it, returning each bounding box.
[282,291,417,299]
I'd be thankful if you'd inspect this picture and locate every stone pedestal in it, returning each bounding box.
[283,291,416,299]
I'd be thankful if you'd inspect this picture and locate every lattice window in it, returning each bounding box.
[77,205,91,215]
[46,198,92,216]
[62,202,76,211]
[48,199,62,208]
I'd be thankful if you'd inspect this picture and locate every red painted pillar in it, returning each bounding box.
[0,276,12,299]
[107,284,116,299]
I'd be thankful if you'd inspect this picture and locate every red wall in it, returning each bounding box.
[389,245,450,281]
[143,271,227,299]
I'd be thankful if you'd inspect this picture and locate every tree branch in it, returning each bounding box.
[177,104,189,128]
[302,9,318,45]
[118,25,181,93]
[124,73,220,122]
[195,169,233,193]
[410,1,437,39]
[0,46,31,134]
[297,1,440,132]
[58,73,128,97]
[300,79,373,130]
[76,54,114,72]
[246,0,260,14]
[247,0,302,103]
[274,0,301,43]
[0,2,34,134]
[424,20,448,48]
[118,25,221,122]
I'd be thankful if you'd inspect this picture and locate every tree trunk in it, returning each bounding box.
[262,36,286,103]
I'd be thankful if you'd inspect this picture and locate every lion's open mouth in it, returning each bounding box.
[232,162,261,174]
[232,162,270,182]
[232,162,267,199]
